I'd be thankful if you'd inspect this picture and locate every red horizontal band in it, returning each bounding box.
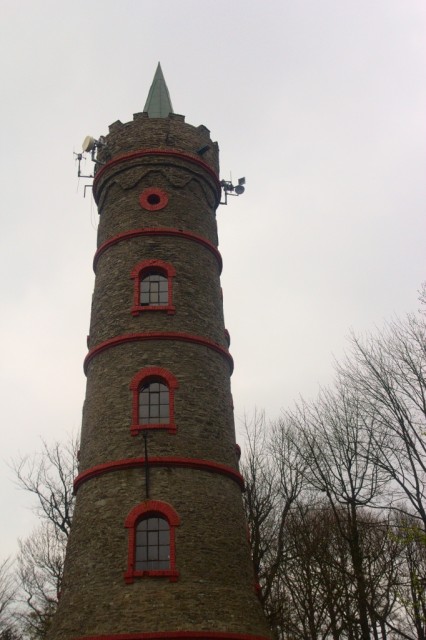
[93,228,222,274]
[74,633,270,640]
[93,149,221,202]
[84,332,233,374]
[74,457,245,493]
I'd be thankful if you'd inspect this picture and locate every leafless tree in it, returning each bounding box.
[278,502,350,640]
[241,411,308,636]
[13,436,78,539]
[12,436,78,639]
[241,300,426,639]
[0,628,23,640]
[341,312,426,530]
[15,523,65,640]
[0,558,16,635]
[243,421,407,640]
[379,514,426,640]
[289,381,390,640]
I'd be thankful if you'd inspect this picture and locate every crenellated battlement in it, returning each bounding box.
[96,112,219,176]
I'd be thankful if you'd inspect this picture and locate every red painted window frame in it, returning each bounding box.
[124,500,180,584]
[130,367,178,436]
[130,259,176,316]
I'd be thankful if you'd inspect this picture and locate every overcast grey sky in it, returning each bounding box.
[0,0,425,558]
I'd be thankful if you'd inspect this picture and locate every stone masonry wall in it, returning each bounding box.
[47,113,271,640]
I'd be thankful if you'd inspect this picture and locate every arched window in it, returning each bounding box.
[130,260,176,316]
[135,516,170,571]
[130,367,178,435]
[140,272,168,306]
[139,380,169,424]
[124,500,180,584]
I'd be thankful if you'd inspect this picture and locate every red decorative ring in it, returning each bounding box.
[83,332,233,375]
[74,457,245,493]
[139,188,168,211]
[93,228,222,274]
[74,633,271,640]
[93,149,221,204]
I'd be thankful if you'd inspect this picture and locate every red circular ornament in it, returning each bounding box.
[139,188,169,211]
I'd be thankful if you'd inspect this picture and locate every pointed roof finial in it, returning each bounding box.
[143,62,174,118]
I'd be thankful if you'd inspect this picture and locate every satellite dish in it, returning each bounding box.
[82,136,96,153]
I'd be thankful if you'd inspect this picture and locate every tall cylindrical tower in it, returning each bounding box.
[48,64,270,640]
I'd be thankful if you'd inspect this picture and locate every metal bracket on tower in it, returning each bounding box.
[74,152,94,180]
[75,135,108,196]
[219,177,246,205]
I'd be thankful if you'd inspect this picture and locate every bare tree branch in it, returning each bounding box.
[13,436,78,538]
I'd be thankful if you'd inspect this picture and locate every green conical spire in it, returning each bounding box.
[143,62,174,118]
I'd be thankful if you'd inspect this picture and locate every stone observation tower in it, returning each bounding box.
[48,64,271,640]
